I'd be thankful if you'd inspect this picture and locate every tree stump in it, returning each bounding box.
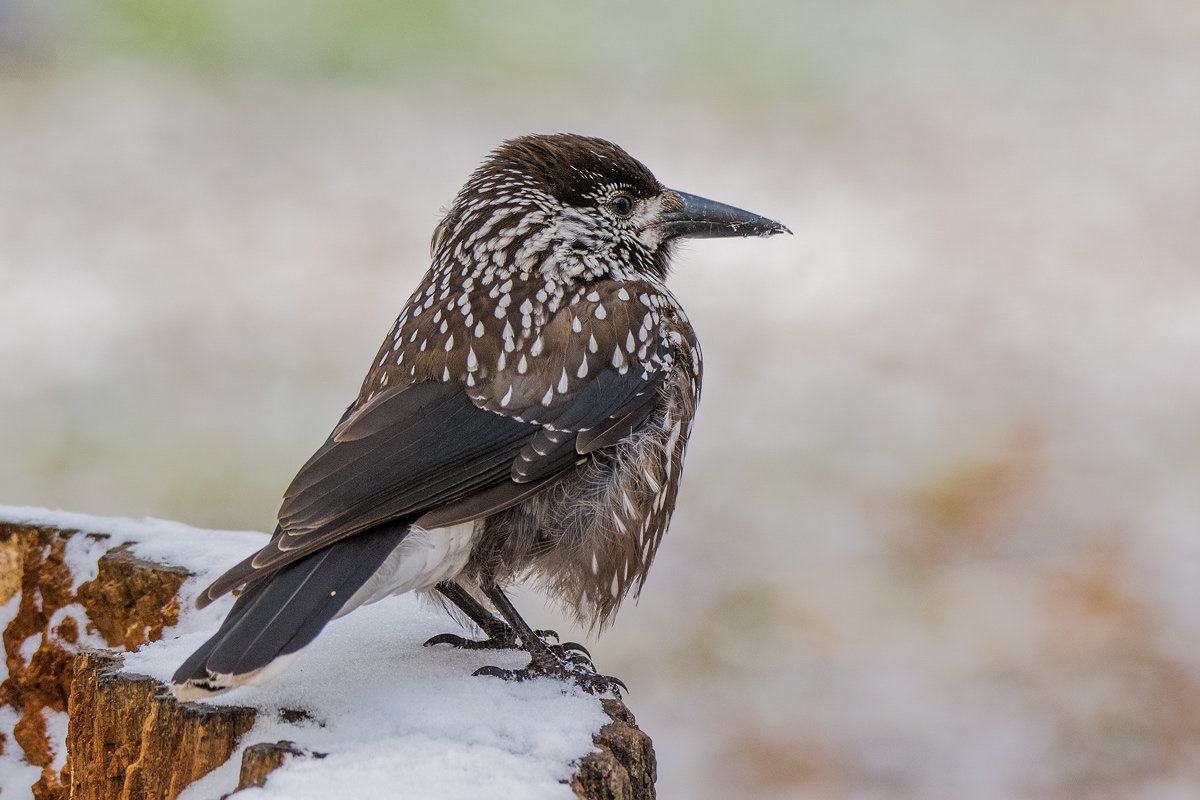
[65,649,256,800]
[0,512,657,799]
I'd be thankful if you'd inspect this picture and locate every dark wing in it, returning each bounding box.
[279,382,528,538]
[199,381,538,604]
[198,279,685,606]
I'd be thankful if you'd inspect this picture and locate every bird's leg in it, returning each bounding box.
[424,580,524,649]
[424,581,574,653]
[472,584,624,695]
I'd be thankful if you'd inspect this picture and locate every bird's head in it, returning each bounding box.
[432,133,789,285]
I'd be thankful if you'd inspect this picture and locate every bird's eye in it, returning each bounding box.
[608,193,634,218]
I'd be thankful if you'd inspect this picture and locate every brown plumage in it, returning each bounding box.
[172,134,788,699]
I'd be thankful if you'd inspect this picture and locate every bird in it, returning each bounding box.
[171,133,789,700]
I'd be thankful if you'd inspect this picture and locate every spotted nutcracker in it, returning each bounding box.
[172,133,789,698]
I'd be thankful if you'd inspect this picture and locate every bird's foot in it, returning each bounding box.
[473,647,625,696]
[425,626,582,653]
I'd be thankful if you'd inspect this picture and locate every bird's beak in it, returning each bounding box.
[659,190,791,240]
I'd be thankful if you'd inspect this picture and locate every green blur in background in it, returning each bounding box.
[29,0,829,97]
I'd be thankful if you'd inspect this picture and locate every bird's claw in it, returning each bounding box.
[555,640,590,658]
[471,664,517,680]
[423,632,479,649]
[423,627,562,651]
[549,644,594,671]
[424,631,516,650]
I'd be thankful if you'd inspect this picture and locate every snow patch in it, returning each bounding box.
[0,705,42,800]
[18,632,41,662]
[0,506,610,798]
[0,594,18,682]
[46,710,70,774]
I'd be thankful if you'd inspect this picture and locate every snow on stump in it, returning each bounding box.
[0,507,656,800]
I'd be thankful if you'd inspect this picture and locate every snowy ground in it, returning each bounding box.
[4,1,1200,798]
[0,505,609,800]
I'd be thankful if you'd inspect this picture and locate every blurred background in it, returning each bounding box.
[3,1,1200,797]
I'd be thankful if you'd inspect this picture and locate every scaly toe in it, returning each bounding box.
[471,651,625,696]
[424,627,564,651]
[424,629,520,650]
[564,666,626,696]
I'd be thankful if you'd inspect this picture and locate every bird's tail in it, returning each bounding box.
[171,522,410,700]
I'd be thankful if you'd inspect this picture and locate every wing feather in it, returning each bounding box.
[199,279,694,603]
